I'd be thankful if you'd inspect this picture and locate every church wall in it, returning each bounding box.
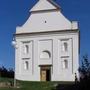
[15,0,79,82]
[15,32,79,81]
[72,34,79,78]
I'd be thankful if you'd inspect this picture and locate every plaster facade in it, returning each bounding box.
[14,0,79,81]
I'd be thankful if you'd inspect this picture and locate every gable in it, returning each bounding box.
[16,0,78,34]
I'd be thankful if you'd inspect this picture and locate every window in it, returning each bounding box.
[25,45,29,53]
[62,59,68,69]
[62,42,68,52]
[24,44,29,54]
[64,42,68,51]
[24,61,29,70]
[22,41,30,55]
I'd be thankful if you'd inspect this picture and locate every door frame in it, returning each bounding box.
[40,65,51,81]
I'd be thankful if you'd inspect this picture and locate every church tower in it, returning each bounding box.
[14,0,79,81]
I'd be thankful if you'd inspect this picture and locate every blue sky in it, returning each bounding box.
[0,0,90,69]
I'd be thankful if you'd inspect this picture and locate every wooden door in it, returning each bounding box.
[41,70,46,81]
[40,66,51,81]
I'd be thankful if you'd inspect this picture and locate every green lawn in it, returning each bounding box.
[0,78,74,90]
[0,78,13,82]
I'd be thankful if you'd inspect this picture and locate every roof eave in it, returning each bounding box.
[15,29,79,37]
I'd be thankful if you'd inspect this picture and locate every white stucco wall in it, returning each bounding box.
[15,0,79,81]
[15,32,79,81]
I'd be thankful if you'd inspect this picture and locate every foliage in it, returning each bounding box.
[79,55,90,79]
[0,66,14,78]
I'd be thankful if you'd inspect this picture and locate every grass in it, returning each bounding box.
[0,78,74,90]
[0,77,13,82]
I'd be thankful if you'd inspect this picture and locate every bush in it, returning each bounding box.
[0,66,14,78]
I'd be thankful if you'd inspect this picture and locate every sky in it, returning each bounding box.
[0,0,90,69]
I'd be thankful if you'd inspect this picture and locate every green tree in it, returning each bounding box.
[79,55,90,79]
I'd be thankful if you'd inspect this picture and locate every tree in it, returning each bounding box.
[78,55,90,90]
[0,66,14,78]
[79,55,90,79]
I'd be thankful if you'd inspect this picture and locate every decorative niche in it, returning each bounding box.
[61,39,69,52]
[21,41,33,59]
[24,61,29,70]
[61,57,69,69]
[23,42,30,55]
[40,50,51,59]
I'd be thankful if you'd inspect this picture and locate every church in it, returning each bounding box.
[13,0,79,81]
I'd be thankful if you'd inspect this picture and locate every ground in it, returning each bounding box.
[0,78,74,90]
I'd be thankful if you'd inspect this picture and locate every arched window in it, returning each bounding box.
[63,42,68,52]
[62,59,68,69]
[24,61,29,70]
[24,45,29,54]
[40,50,51,59]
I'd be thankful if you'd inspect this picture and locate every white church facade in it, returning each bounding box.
[13,0,79,81]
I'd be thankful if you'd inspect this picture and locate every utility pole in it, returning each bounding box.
[12,38,17,88]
